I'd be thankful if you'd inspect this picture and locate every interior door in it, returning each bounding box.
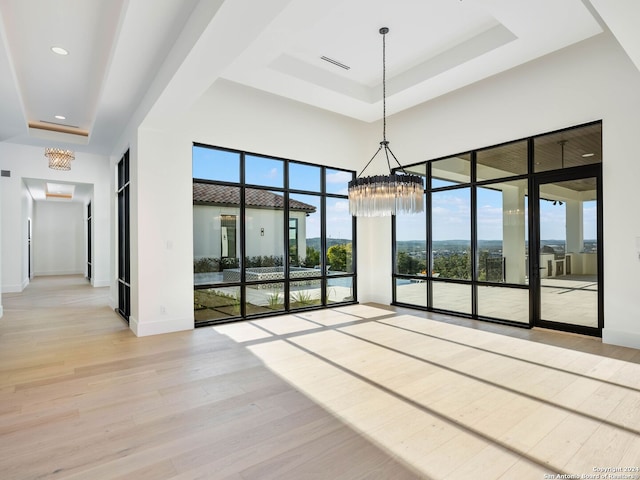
[532,170,602,335]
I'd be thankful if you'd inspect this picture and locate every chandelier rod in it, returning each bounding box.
[356,27,408,179]
[382,27,387,145]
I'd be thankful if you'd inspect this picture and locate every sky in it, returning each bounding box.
[194,146,597,243]
[193,146,353,240]
[397,189,597,242]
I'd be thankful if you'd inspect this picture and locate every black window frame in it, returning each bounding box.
[392,121,603,336]
[117,150,131,322]
[192,143,357,326]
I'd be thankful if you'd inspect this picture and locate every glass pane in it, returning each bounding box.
[246,283,285,315]
[326,197,353,275]
[245,188,285,274]
[539,177,598,327]
[395,195,426,275]
[194,286,240,324]
[290,280,322,309]
[431,154,471,186]
[477,180,528,285]
[193,146,239,183]
[477,140,528,181]
[534,123,601,173]
[327,277,354,304]
[478,286,529,324]
[402,163,426,177]
[245,155,284,188]
[395,278,427,307]
[117,158,124,188]
[289,194,322,277]
[432,188,471,280]
[290,163,321,192]
[432,281,471,314]
[326,168,352,195]
[193,185,241,286]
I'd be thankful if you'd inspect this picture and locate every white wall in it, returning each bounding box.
[0,143,112,293]
[129,127,194,336]
[193,205,239,260]
[33,201,84,276]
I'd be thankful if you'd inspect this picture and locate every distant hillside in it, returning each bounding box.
[307,237,351,251]
[308,238,595,253]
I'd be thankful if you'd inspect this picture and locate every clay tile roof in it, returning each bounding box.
[193,182,317,212]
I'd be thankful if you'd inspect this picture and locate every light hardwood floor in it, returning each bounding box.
[1,276,640,479]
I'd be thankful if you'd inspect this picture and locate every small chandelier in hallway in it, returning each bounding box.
[348,27,424,217]
[45,148,74,171]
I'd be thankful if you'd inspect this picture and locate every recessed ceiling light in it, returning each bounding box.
[51,46,68,55]
[54,115,66,120]
[582,153,595,158]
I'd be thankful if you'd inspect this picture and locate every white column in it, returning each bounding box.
[503,185,526,283]
[129,127,194,336]
[565,199,583,254]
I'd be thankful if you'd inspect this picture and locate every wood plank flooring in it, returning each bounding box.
[1,276,640,479]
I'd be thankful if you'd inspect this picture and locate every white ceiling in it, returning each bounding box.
[23,177,93,203]
[0,0,639,199]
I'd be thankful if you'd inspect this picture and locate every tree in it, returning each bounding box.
[327,243,352,272]
[396,252,426,275]
[433,252,471,280]
[304,246,320,267]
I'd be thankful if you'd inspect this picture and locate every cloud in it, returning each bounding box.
[329,200,350,212]
[265,167,279,179]
[326,171,352,184]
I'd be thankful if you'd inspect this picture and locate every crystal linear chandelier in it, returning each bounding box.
[45,148,74,171]
[348,27,424,217]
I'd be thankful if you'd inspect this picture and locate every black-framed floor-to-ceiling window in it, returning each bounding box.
[393,121,603,337]
[117,150,131,323]
[192,144,357,326]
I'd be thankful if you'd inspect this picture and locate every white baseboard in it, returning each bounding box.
[91,279,110,288]
[602,328,640,350]
[2,283,25,293]
[34,270,84,276]
[129,315,193,337]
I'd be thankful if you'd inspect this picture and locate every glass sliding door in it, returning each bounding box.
[534,173,601,334]
[392,120,602,336]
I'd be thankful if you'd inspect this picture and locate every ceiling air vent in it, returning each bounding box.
[1,170,10,177]
[320,56,350,70]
